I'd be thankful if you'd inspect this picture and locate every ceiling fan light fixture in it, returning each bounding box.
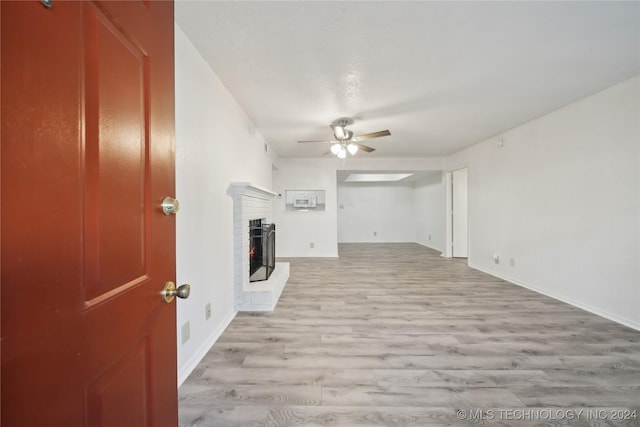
[297,118,389,158]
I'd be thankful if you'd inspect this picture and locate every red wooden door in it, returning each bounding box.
[1,1,178,426]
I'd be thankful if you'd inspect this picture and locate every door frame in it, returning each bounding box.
[444,167,470,261]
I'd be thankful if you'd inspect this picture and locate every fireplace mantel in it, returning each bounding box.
[229,182,278,200]
[229,182,288,312]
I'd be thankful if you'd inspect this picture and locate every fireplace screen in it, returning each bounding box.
[249,219,276,282]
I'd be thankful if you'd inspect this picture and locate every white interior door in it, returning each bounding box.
[452,168,468,258]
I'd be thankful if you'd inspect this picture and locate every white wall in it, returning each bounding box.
[338,183,416,242]
[272,159,339,257]
[174,24,275,384]
[446,76,640,329]
[414,173,446,252]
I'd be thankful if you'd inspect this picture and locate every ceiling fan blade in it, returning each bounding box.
[297,139,338,144]
[353,142,375,153]
[351,130,391,142]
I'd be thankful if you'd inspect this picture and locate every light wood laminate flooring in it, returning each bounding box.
[179,243,640,426]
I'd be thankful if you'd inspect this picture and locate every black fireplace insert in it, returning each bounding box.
[249,219,276,282]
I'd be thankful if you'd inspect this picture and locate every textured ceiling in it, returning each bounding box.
[175,1,639,159]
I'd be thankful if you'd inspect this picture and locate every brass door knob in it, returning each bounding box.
[162,281,190,303]
[161,196,179,215]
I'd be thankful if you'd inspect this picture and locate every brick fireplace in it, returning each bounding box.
[229,182,289,311]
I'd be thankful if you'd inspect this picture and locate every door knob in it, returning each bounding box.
[161,196,179,215]
[162,281,190,303]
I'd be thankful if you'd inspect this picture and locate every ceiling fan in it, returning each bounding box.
[297,118,391,158]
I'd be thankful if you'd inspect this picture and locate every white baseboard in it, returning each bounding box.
[469,262,640,332]
[177,309,237,387]
[414,241,443,253]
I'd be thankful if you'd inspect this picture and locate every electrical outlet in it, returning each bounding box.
[181,321,190,345]
[509,258,515,267]
[310,242,315,248]
[373,231,377,236]
[428,234,432,240]
[205,303,211,320]
[492,254,500,264]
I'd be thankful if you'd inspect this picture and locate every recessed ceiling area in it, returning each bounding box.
[175,1,640,159]
[344,173,414,183]
[337,170,440,184]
